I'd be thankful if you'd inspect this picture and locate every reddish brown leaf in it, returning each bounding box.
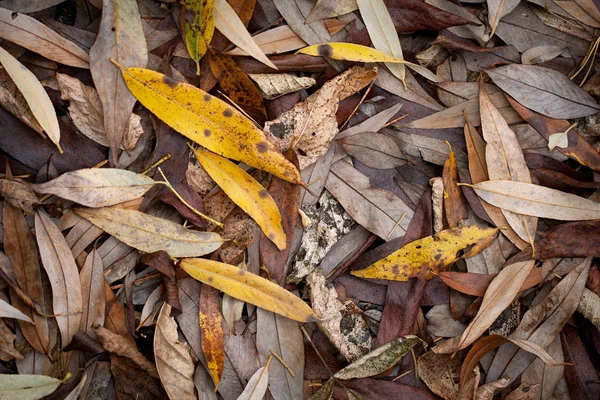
[387,0,475,33]
[140,251,182,315]
[439,268,542,297]
[442,145,468,228]
[199,284,225,389]
[560,325,600,400]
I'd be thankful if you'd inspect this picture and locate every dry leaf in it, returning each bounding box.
[249,73,315,99]
[224,25,307,56]
[155,303,196,400]
[351,225,498,281]
[307,0,358,23]
[577,288,600,330]
[265,66,377,169]
[443,146,468,228]
[193,148,285,250]
[470,180,600,220]
[334,335,425,379]
[0,179,39,215]
[90,0,148,162]
[117,66,303,185]
[0,7,89,68]
[237,365,269,400]
[0,298,32,323]
[487,0,521,37]
[32,168,155,208]
[35,210,82,348]
[200,284,225,389]
[457,260,536,350]
[0,374,63,400]
[75,207,224,257]
[214,0,277,70]
[180,258,317,322]
[337,132,408,169]
[79,249,105,338]
[182,0,215,74]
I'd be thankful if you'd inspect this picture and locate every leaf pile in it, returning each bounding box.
[0,0,599,399]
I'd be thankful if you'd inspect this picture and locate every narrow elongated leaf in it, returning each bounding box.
[32,168,155,207]
[0,46,61,152]
[0,374,63,400]
[439,268,542,297]
[200,284,225,389]
[334,335,425,379]
[90,0,147,162]
[79,249,105,338]
[307,0,358,23]
[457,260,536,350]
[337,132,407,169]
[214,0,277,69]
[155,303,196,400]
[35,210,82,348]
[471,180,600,221]
[182,0,215,74]
[480,81,537,245]
[180,258,317,322]
[117,67,302,185]
[443,147,468,228]
[487,0,521,37]
[237,366,269,400]
[357,0,405,84]
[578,288,600,331]
[74,207,224,257]
[0,299,32,323]
[486,64,600,118]
[194,148,285,250]
[351,225,498,281]
[0,7,89,68]
[225,25,307,56]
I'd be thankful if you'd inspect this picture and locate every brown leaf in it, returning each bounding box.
[560,325,600,400]
[155,303,197,400]
[522,336,564,400]
[531,220,600,260]
[507,96,600,171]
[337,132,408,169]
[35,210,82,348]
[89,0,148,162]
[200,284,225,389]
[418,349,466,400]
[0,179,39,214]
[104,281,134,343]
[140,251,182,314]
[387,0,476,33]
[439,268,542,297]
[0,318,22,361]
[443,146,468,228]
[79,249,105,339]
[3,199,49,354]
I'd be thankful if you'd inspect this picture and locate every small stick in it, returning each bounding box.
[270,350,296,377]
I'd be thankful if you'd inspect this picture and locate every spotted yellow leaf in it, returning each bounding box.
[114,65,303,185]
[180,258,317,322]
[193,148,286,250]
[352,225,498,281]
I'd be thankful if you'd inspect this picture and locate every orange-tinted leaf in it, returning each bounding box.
[439,268,542,297]
[200,284,225,389]
[442,145,468,228]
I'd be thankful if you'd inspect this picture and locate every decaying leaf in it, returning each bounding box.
[0,298,32,323]
[116,66,303,185]
[249,73,315,99]
[75,207,224,257]
[194,148,286,250]
[200,284,225,389]
[0,46,61,152]
[237,365,269,400]
[182,0,215,74]
[0,374,64,400]
[337,132,408,169]
[265,66,377,169]
[352,225,498,281]
[577,288,600,331]
[155,303,196,400]
[180,258,317,322]
[32,168,155,208]
[439,268,542,297]
[335,335,425,379]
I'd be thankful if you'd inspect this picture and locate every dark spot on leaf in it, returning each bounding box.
[259,190,268,198]
[416,245,422,249]
[111,27,115,32]
[204,129,211,137]
[297,148,307,156]
[223,109,233,118]
[203,94,211,101]
[237,269,245,275]
[318,44,333,58]
[208,277,214,282]
[257,141,268,153]
[268,233,276,240]
[434,254,441,260]
[162,75,177,88]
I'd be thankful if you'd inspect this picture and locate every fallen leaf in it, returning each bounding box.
[554,0,600,28]
[140,251,182,314]
[560,324,600,400]
[442,145,468,228]
[155,303,196,400]
[418,349,466,400]
[357,0,405,84]
[237,365,269,400]
[479,80,537,246]
[182,0,215,74]
[74,207,224,257]
[194,148,285,250]
[90,0,148,162]
[577,288,600,331]
[0,374,64,400]
[337,132,408,169]
[0,298,32,323]
[117,66,302,185]
[0,7,89,68]
[352,225,498,281]
[265,66,376,169]
[307,377,334,400]
[0,66,43,135]
[387,0,476,33]
[521,45,566,65]
[439,268,542,297]
[0,179,39,214]
[35,210,82,348]
[325,160,413,240]
[335,335,425,379]
[306,0,357,23]
[214,0,276,69]
[32,168,155,208]
[79,249,105,338]
[180,258,317,322]
[200,284,225,389]
[486,64,599,119]
[470,180,600,220]
[249,73,315,99]
[0,46,61,152]
[487,0,521,37]
[521,337,564,400]
[224,25,307,56]
[457,260,536,350]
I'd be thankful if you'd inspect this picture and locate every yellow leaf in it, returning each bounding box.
[351,225,498,281]
[180,258,317,322]
[115,66,303,185]
[182,0,215,74]
[193,148,286,250]
[0,46,61,153]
